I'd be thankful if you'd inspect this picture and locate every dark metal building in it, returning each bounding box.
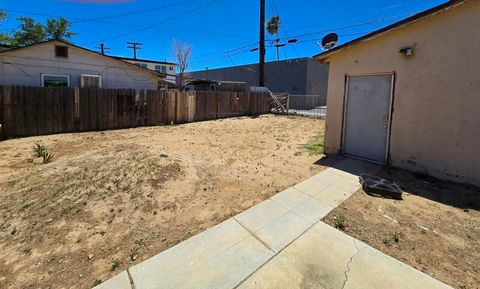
[188,57,328,96]
[185,80,247,92]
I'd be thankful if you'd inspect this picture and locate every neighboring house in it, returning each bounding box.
[185,79,247,93]
[188,57,328,98]
[114,56,177,84]
[315,0,480,185]
[0,40,169,90]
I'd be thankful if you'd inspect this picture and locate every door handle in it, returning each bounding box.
[383,114,389,128]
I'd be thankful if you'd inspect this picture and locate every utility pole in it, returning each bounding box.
[97,43,110,55]
[127,42,142,59]
[259,0,266,87]
[96,43,111,55]
[275,31,280,61]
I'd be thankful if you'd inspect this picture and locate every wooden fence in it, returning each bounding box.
[0,86,272,138]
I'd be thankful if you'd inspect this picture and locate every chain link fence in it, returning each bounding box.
[286,94,327,118]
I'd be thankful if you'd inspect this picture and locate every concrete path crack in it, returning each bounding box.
[127,269,136,289]
[340,239,360,289]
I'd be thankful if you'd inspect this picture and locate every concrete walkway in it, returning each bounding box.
[94,159,453,289]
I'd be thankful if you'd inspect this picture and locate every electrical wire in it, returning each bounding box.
[4,1,252,42]
[288,0,426,31]
[80,0,218,46]
[3,0,198,26]
[191,10,418,66]
[72,0,199,23]
[273,11,418,41]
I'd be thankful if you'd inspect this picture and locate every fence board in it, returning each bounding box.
[0,87,3,138]
[0,86,272,138]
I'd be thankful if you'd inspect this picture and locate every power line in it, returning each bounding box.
[293,31,372,45]
[3,4,253,41]
[288,0,424,32]
[3,0,199,26]
[191,10,418,66]
[190,41,259,62]
[72,0,199,23]
[273,11,418,41]
[81,0,218,46]
[190,4,421,69]
[189,2,431,69]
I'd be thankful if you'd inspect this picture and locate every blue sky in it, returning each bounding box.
[0,0,445,71]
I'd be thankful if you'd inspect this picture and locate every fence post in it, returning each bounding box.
[0,86,3,139]
[286,93,290,115]
[74,87,80,132]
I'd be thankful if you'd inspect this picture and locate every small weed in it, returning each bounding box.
[129,246,140,261]
[21,248,32,255]
[382,237,393,246]
[0,221,10,231]
[60,206,72,217]
[333,213,347,230]
[41,152,55,164]
[32,143,55,164]
[33,143,46,158]
[383,231,403,246]
[92,279,102,287]
[393,231,403,243]
[19,202,32,212]
[110,259,121,271]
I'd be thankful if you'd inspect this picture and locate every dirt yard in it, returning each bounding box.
[324,167,480,289]
[0,115,325,289]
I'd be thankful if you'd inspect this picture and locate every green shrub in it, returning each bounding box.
[41,152,55,164]
[33,143,46,158]
[110,259,121,271]
[92,279,102,287]
[333,213,347,230]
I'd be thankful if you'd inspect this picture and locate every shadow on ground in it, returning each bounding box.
[314,155,480,211]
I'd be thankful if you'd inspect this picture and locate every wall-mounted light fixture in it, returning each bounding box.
[399,47,413,57]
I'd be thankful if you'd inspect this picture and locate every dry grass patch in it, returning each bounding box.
[0,115,325,289]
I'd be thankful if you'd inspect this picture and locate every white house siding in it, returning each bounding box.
[122,59,176,84]
[0,41,159,90]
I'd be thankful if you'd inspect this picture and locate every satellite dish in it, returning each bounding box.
[321,33,339,50]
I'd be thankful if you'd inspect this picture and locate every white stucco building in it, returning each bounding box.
[114,57,177,84]
[315,0,480,186]
[0,40,169,90]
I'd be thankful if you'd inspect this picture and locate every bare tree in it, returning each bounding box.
[173,40,192,90]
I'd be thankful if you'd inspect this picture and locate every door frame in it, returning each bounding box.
[341,72,396,165]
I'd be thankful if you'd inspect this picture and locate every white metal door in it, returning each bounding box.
[343,75,393,164]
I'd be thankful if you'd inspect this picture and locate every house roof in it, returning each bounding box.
[314,0,469,61]
[112,56,176,66]
[0,39,166,78]
[187,79,246,85]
